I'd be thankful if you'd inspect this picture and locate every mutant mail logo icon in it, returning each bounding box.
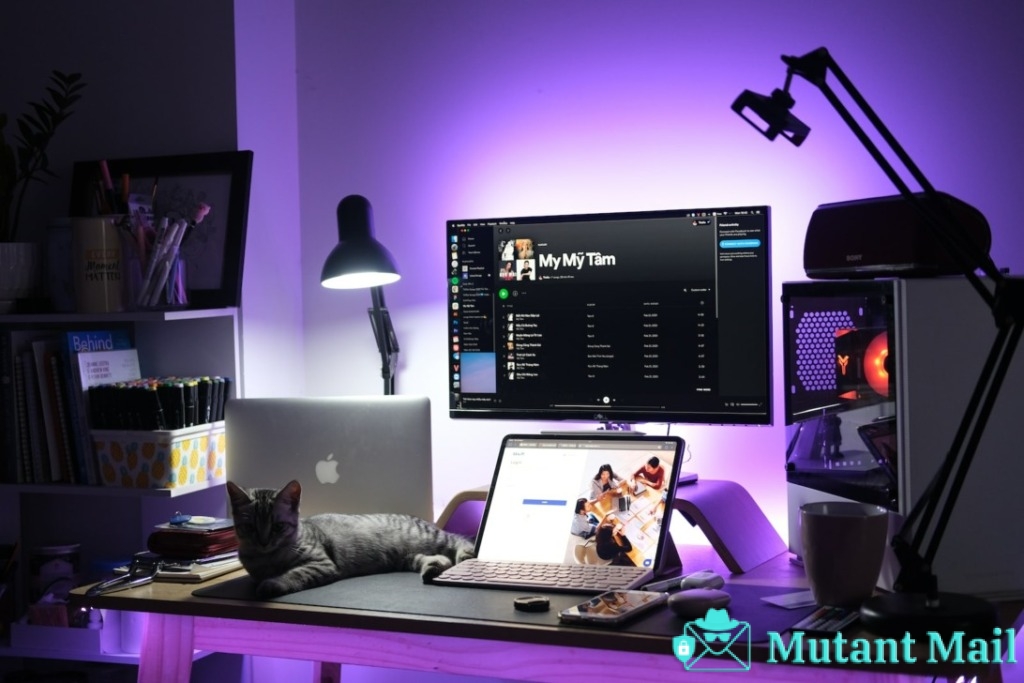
[673,607,751,672]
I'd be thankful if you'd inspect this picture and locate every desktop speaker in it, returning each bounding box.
[803,192,991,279]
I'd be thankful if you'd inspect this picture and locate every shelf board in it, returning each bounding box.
[0,479,225,498]
[0,307,237,325]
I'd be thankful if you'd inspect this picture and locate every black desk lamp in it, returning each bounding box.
[320,194,401,395]
[733,46,1023,637]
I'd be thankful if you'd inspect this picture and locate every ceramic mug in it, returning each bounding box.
[71,215,125,313]
[800,501,888,608]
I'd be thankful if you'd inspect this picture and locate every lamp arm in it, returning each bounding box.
[783,47,1024,596]
[369,286,400,395]
[784,48,1002,304]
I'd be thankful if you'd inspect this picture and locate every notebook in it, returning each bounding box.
[432,433,685,594]
[224,396,434,520]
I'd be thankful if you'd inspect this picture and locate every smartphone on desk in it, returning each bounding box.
[558,590,668,626]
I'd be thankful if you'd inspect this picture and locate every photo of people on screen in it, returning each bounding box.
[590,464,623,502]
[499,261,515,280]
[631,456,665,493]
[517,259,535,281]
[571,498,599,539]
[594,515,635,565]
[564,451,676,567]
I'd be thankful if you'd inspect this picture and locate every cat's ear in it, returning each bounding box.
[278,480,302,512]
[226,480,250,507]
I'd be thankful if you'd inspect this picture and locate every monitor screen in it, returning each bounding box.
[446,205,772,425]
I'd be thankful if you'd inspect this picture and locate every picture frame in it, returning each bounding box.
[69,150,254,309]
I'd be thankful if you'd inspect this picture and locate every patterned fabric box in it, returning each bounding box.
[92,421,226,489]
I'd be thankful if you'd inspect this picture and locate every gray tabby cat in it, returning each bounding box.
[226,479,475,598]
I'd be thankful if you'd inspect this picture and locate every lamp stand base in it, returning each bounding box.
[859,591,999,639]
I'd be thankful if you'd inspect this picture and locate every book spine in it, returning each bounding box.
[64,329,132,486]
[34,340,65,482]
[0,330,17,483]
[20,350,49,483]
[50,354,78,484]
[13,354,30,483]
[60,348,95,485]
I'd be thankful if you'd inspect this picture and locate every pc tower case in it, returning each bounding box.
[782,277,1023,599]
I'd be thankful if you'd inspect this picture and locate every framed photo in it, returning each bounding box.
[70,150,254,309]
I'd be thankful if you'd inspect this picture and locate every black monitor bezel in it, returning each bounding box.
[447,205,774,426]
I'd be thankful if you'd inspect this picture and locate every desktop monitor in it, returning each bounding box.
[446,205,772,426]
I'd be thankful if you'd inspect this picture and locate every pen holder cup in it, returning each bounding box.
[123,241,188,311]
[71,215,128,313]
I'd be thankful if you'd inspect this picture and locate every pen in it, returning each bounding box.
[99,159,120,214]
[139,217,169,305]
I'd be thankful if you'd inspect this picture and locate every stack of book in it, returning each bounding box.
[114,517,242,584]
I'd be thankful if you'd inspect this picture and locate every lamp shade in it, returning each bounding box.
[320,195,400,289]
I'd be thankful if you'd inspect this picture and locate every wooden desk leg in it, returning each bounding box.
[137,612,195,683]
[314,662,341,683]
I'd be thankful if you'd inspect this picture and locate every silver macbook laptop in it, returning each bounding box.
[433,433,684,594]
[225,396,433,520]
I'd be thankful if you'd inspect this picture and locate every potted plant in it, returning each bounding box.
[0,70,86,309]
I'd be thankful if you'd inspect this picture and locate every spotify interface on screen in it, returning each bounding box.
[446,207,770,422]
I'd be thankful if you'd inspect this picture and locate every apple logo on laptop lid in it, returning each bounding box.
[315,453,341,485]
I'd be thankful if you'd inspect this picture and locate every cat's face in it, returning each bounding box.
[227,480,302,551]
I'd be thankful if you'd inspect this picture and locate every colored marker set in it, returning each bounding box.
[88,376,232,431]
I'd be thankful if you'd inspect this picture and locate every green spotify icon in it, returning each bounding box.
[498,288,510,300]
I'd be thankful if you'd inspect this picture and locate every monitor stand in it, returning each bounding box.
[671,479,786,574]
[540,423,647,436]
[439,479,785,576]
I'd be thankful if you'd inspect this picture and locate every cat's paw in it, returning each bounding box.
[455,547,476,564]
[417,554,453,582]
[256,577,291,599]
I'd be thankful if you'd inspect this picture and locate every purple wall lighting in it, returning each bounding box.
[290,2,1024,568]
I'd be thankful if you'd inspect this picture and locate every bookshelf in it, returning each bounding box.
[0,307,241,665]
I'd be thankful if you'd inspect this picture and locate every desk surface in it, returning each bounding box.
[74,545,1022,683]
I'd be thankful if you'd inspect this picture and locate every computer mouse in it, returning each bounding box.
[679,569,725,591]
[668,588,731,619]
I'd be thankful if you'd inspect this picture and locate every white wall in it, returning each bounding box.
[234,0,306,398]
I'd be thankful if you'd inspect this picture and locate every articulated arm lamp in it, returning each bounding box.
[734,46,1023,637]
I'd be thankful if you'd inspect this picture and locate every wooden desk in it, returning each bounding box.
[74,546,1022,683]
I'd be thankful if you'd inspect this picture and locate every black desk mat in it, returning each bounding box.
[194,572,816,643]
